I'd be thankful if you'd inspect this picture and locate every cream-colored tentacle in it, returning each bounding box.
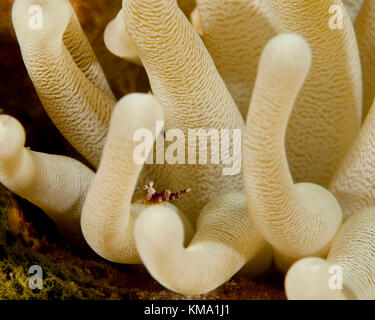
[81,93,194,263]
[286,208,375,300]
[355,0,375,119]
[244,33,342,268]
[117,0,245,224]
[196,0,276,119]
[104,9,142,66]
[135,193,272,295]
[266,0,362,187]
[0,115,94,249]
[12,0,116,168]
[330,97,375,220]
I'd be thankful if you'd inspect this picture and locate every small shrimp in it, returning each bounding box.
[142,181,191,204]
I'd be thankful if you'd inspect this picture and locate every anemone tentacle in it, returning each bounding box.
[244,33,342,269]
[196,0,276,119]
[12,0,116,168]
[285,208,375,300]
[121,0,245,223]
[330,96,375,220]
[266,0,362,187]
[81,93,195,263]
[0,115,93,250]
[355,0,375,119]
[135,193,272,295]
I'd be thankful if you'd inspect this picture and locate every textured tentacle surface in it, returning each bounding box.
[81,94,194,263]
[327,207,375,300]
[286,208,375,300]
[266,0,362,187]
[244,33,342,266]
[330,98,375,220]
[62,5,115,100]
[355,0,375,119]
[12,0,116,168]
[81,93,162,263]
[135,193,272,295]
[196,0,276,119]
[104,1,198,66]
[0,115,94,249]
[122,0,245,224]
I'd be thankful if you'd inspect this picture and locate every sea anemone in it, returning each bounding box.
[1,0,374,299]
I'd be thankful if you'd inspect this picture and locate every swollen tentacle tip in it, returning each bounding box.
[104,9,142,65]
[263,33,312,79]
[135,205,187,250]
[12,0,71,40]
[115,94,164,125]
[0,115,26,161]
[285,257,349,300]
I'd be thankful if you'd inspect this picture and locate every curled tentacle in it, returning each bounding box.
[244,33,342,269]
[135,193,272,295]
[81,93,194,263]
[0,115,94,250]
[266,0,362,186]
[12,0,116,167]
[286,208,375,300]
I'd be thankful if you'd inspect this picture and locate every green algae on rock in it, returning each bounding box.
[0,185,129,299]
